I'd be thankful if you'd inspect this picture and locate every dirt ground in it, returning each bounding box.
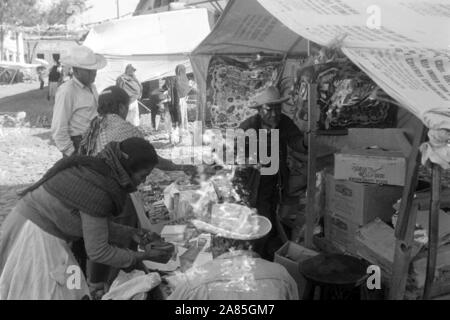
[0,127,61,226]
[0,82,54,125]
[0,82,57,227]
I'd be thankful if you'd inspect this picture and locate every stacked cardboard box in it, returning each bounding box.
[274,241,319,299]
[333,128,410,186]
[325,173,403,225]
[324,128,411,253]
[324,173,403,253]
[355,218,397,276]
[334,149,407,186]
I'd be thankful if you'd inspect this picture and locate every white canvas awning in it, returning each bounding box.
[83,8,211,91]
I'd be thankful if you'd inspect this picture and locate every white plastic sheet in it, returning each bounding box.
[102,270,161,300]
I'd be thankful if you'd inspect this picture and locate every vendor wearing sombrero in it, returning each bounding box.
[51,45,107,157]
[235,86,308,261]
[168,203,298,300]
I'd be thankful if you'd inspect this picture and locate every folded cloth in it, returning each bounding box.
[102,270,161,300]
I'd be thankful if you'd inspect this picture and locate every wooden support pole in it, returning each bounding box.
[389,125,427,300]
[304,83,318,248]
[423,163,442,299]
[395,126,427,239]
[9,69,18,85]
[389,203,419,300]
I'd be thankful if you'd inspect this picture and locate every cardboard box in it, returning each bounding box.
[329,128,412,187]
[354,218,395,276]
[325,174,402,225]
[355,219,422,279]
[274,241,318,299]
[334,149,407,186]
[324,212,359,254]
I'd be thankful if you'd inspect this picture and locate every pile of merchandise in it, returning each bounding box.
[139,169,190,225]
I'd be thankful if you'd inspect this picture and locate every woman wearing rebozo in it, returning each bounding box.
[0,137,174,300]
[78,85,195,172]
[76,86,195,296]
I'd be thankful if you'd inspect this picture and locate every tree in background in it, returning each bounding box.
[46,0,89,26]
[26,0,89,63]
[0,0,43,60]
[1,0,88,62]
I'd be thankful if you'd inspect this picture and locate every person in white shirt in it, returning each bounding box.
[168,204,299,300]
[51,45,107,157]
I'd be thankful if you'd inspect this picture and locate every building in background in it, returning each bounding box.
[0,30,25,63]
[24,37,80,65]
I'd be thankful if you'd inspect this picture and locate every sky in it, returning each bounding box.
[39,0,141,25]
[80,0,141,24]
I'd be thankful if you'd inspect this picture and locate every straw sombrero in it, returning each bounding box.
[248,86,290,108]
[61,45,107,70]
[191,203,272,240]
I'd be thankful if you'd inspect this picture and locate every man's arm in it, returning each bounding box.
[51,85,75,156]
[283,115,308,154]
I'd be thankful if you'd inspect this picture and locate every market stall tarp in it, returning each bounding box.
[256,0,450,167]
[190,0,309,125]
[83,8,211,91]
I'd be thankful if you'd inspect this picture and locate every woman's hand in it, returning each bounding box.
[180,165,198,178]
[142,242,175,264]
[132,230,162,246]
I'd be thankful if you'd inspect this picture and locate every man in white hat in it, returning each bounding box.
[235,86,308,261]
[51,45,107,157]
[168,204,299,300]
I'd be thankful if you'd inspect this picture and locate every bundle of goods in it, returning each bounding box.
[146,200,169,225]
[319,62,397,130]
[140,169,191,224]
[297,58,398,131]
[206,55,284,128]
[163,177,204,220]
